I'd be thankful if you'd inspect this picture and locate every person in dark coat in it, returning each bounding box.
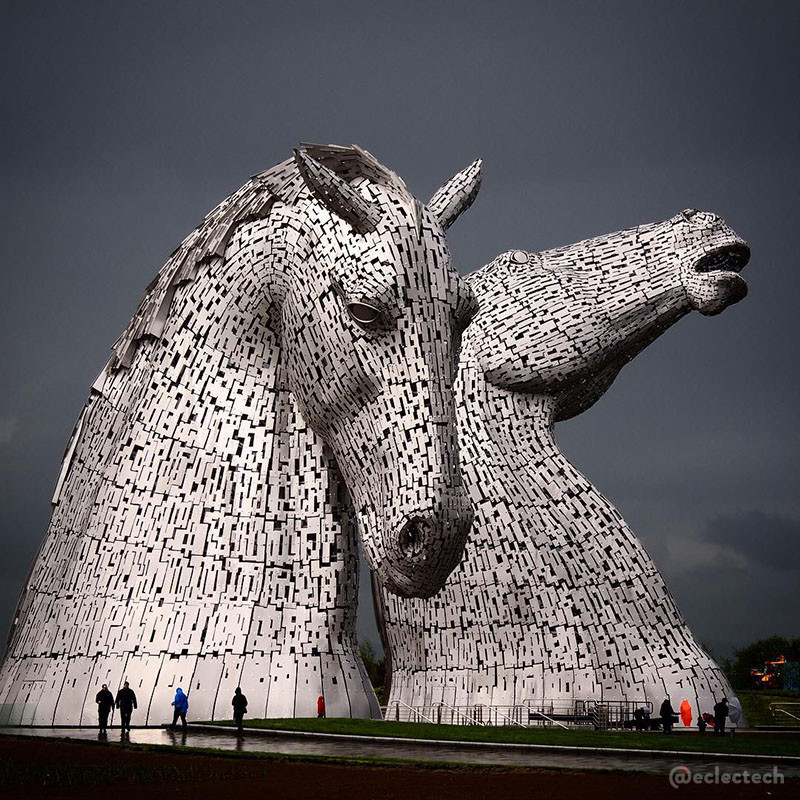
[171,687,189,730]
[713,697,729,736]
[115,681,137,732]
[95,684,114,733]
[633,707,646,732]
[660,697,675,734]
[317,694,326,719]
[232,687,248,734]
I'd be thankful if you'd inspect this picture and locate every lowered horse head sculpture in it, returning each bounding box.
[283,147,480,598]
[0,144,481,725]
[379,208,750,721]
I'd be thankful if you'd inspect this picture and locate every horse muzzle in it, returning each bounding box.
[378,502,474,598]
[684,240,750,316]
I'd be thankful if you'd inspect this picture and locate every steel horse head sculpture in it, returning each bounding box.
[0,144,481,724]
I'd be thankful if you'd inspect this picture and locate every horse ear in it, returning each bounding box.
[428,159,482,230]
[294,149,381,234]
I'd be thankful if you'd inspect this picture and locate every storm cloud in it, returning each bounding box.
[704,511,800,572]
[1,0,798,660]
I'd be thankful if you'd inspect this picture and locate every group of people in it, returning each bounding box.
[94,683,252,735]
[97,684,737,738]
[94,681,138,734]
[655,696,730,735]
[94,685,327,735]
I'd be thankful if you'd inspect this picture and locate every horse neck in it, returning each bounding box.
[458,364,562,480]
[457,360,633,549]
[90,214,361,619]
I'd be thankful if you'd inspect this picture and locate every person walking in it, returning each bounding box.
[95,684,114,734]
[115,681,137,733]
[171,687,189,730]
[317,694,326,719]
[633,707,646,732]
[232,687,248,734]
[660,697,675,734]
[713,697,729,736]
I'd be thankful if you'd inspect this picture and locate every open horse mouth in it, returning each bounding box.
[693,243,750,274]
[686,241,750,316]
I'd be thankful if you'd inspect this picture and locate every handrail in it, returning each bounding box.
[522,698,551,708]
[770,703,800,723]
[486,705,526,728]
[528,707,570,730]
[386,699,437,724]
[519,698,572,730]
[434,700,486,726]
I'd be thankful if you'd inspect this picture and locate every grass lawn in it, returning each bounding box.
[202,717,800,758]
[738,690,800,726]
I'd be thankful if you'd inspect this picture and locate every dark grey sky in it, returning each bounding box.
[1,0,798,660]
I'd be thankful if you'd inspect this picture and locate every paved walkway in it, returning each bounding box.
[3,726,799,777]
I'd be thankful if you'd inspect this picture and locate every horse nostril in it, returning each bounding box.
[397,519,428,559]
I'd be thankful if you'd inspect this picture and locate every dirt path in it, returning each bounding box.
[0,735,792,799]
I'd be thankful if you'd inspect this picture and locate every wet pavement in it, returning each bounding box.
[2,725,799,778]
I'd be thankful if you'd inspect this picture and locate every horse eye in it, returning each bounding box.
[347,302,381,327]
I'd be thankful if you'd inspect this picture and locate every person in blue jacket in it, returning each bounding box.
[171,687,189,730]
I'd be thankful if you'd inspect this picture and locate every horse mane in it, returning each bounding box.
[110,144,409,370]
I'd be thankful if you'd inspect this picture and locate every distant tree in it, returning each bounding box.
[724,636,800,690]
[358,639,386,689]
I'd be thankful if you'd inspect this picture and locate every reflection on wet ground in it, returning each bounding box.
[3,726,799,778]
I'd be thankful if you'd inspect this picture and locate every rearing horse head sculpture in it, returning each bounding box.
[466,208,749,420]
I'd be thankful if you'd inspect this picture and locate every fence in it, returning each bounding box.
[383,698,651,730]
[770,702,800,725]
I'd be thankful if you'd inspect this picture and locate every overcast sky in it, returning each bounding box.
[1,0,798,661]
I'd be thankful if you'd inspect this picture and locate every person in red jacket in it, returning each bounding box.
[317,695,326,718]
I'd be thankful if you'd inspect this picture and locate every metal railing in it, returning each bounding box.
[386,699,437,724]
[385,701,483,725]
[435,701,487,726]
[383,698,650,729]
[476,704,526,728]
[770,702,800,725]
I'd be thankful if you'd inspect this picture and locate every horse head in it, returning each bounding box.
[465,209,749,420]
[274,146,481,597]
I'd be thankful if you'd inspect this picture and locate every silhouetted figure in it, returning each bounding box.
[96,683,114,733]
[317,694,326,719]
[698,715,707,735]
[115,681,137,731]
[660,697,675,734]
[713,697,729,736]
[633,707,646,732]
[232,687,248,734]
[171,687,188,730]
